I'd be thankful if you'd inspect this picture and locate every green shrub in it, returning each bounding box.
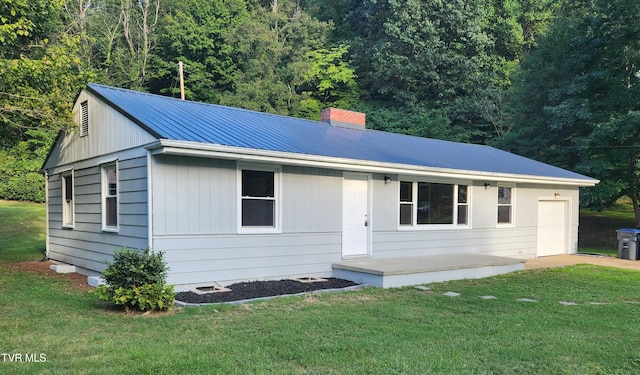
[107,284,175,311]
[0,148,46,202]
[102,247,168,287]
[94,247,175,312]
[0,172,46,202]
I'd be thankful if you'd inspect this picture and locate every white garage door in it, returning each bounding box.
[537,200,568,257]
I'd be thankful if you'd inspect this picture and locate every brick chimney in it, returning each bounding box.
[320,108,366,130]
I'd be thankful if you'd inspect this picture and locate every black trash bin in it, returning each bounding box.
[616,228,640,260]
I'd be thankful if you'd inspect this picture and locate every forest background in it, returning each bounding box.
[1,0,639,223]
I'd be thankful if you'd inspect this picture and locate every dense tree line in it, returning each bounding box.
[1,0,639,224]
[499,0,640,224]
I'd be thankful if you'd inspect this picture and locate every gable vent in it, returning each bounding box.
[320,108,366,130]
[80,101,89,137]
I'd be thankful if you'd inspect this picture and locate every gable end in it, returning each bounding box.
[86,84,164,139]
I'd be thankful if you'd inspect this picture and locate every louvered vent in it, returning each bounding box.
[80,101,89,137]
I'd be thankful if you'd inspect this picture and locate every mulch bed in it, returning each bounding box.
[5,260,93,292]
[7,261,360,304]
[175,278,360,304]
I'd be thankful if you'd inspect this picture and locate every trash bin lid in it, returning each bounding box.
[616,228,640,233]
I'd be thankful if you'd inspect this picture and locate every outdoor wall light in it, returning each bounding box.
[554,193,560,199]
[384,176,391,184]
[484,183,491,189]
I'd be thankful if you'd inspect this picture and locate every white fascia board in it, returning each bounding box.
[44,145,151,176]
[146,140,599,187]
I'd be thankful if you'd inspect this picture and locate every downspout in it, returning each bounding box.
[44,170,50,261]
[146,150,154,251]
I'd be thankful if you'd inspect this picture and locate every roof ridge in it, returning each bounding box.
[87,82,324,127]
[87,83,487,146]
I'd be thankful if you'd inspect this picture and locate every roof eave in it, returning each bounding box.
[147,140,599,187]
[39,130,65,174]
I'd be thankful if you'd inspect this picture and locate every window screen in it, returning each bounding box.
[241,170,275,227]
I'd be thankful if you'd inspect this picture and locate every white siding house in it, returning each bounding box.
[42,84,598,291]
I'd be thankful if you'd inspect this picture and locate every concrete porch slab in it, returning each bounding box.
[332,253,525,288]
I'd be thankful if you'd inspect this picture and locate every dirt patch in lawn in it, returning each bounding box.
[5,260,93,292]
[175,278,360,305]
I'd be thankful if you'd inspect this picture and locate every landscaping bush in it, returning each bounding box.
[94,247,175,311]
[0,148,46,203]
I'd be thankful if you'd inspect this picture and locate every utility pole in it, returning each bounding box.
[178,61,185,100]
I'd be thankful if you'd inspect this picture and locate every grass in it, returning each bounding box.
[2,200,640,373]
[2,263,640,374]
[0,200,46,263]
[579,197,637,257]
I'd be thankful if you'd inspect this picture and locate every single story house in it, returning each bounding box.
[41,83,598,291]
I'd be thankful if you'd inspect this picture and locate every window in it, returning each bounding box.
[399,181,469,227]
[239,167,279,230]
[399,182,413,225]
[102,163,118,230]
[417,183,453,224]
[80,101,89,137]
[457,185,468,225]
[62,171,74,227]
[497,186,513,225]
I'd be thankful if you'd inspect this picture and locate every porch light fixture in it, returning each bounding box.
[384,176,391,184]
[554,193,560,199]
[484,183,491,189]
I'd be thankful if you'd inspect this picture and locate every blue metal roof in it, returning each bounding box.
[87,83,596,183]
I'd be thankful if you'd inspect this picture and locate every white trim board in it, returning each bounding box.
[147,140,598,187]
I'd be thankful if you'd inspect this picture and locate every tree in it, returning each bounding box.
[297,44,360,119]
[503,0,640,224]
[354,102,453,140]
[581,112,640,224]
[147,0,248,102]
[300,0,353,42]
[347,0,525,143]
[81,0,160,89]
[219,0,332,116]
[0,0,92,201]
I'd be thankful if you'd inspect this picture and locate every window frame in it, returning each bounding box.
[456,184,469,226]
[398,179,471,230]
[101,161,119,232]
[61,170,75,228]
[237,164,281,234]
[497,184,515,227]
[399,181,414,226]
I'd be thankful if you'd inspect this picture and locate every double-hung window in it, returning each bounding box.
[399,182,414,225]
[457,185,469,225]
[497,186,514,225]
[102,162,118,231]
[399,181,469,228]
[62,171,74,228]
[239,166,280,232]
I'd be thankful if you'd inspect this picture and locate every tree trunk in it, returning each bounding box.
[631,153,640,227]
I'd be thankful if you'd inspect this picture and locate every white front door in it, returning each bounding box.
[537,200,568,257]
[342,173,370,257]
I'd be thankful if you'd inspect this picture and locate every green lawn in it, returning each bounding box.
[579,198,637,256]
[2,201,640,374]
[0,200,46,263]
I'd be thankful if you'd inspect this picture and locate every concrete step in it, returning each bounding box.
[49,264,77,274]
